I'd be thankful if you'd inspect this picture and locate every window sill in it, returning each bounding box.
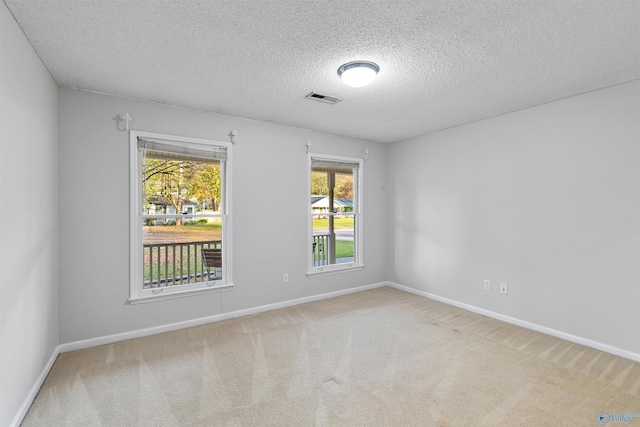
[306,264,364,277]
[129,283,234,305]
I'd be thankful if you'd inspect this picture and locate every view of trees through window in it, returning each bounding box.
[311,172,353,199]
[141,154,224,287]
[143,158,221,221]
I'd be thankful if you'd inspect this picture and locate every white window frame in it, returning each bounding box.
[307,153,364,276]
[129,130,233,303]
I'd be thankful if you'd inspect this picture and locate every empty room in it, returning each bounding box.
[1,1,639,426]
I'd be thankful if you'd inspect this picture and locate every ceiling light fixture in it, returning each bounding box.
[337,61,380,87]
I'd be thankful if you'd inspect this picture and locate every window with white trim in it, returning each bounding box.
[308,154,363,275]
[130,131,232,303]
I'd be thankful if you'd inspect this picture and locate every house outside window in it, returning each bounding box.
[129,131,233,303]
[308,153,363,275]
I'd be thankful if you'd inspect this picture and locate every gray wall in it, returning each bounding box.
[388,80,640,355]
[0,3,59,426]
[58,88,388,344]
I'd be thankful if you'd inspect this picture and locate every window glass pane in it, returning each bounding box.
[311,171,328,202]
[310,172,354,210]
[142,156,222,214]
[141,151,224,289]
[311,213,329,266]
[333,172,354,209]
[311,214,356,266]
[335,214,355,264]
[142,216,223,289]
[310,164,356,268]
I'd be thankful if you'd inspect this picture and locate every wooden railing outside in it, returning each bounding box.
[143,240,221,288]
[312,234,330,266]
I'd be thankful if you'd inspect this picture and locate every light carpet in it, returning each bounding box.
[21,287,640,426]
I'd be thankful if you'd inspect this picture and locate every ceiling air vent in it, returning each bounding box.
[305,92,342,104]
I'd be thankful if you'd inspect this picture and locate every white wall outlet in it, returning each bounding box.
[484,280,491,290]
[500,283,508,295]
[283,273,289,283]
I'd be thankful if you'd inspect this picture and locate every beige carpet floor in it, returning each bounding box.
[22,287,640,426]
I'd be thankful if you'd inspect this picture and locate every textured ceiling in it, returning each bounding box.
[4,0,640,143]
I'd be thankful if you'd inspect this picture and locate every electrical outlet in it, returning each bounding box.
[283,273,289,283]
[484,280,491,290]
[500,283,508,295]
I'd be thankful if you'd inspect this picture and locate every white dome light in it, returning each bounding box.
[337,61,380,88]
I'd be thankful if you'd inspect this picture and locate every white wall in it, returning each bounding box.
[388,81,640,355]
[58,88,387,343]
[0,3,59,426]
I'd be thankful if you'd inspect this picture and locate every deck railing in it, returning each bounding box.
[312,234,330,266]
[143,240,221,288]
[146,236,344,285]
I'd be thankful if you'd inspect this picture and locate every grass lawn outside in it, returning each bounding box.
[312,217,354,230]
[144,221,222,245]
[312,218,354,259]
[335,240,354,258]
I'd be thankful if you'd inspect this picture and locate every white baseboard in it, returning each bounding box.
[10,345,61,427]
[59,281,387,353]
[19,279,635,427]
[386,281,640,363]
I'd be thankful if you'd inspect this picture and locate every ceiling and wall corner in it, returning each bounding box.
[3,0,640,143]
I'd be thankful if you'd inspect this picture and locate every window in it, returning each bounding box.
[129,131,232,303]
[308,154,363,275]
